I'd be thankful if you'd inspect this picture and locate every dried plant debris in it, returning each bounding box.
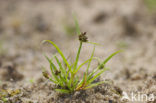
[121,16,138,36]
[0,62,23,82]
[93,12,107,24]
[121,67,148,81]
[33,80,123,103]
[54,82,122,103]
[33,14,50,33]
[0,89,22,103]
[142,78,156,103]
[0,80,123,103]
[152,73,156,80]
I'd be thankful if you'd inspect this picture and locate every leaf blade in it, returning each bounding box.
[73,14,81,35]
[86,45,95,74]
[43,40,71,71]
[74,57,98,74]
[54,56,67,79]
[84,81,104,89]
[55,89,70,94]
[100,50,122,67]
[87,68,109,85]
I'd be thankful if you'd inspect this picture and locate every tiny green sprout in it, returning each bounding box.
[1,97,8,103]
[144,0,156,12]
[63,22,76,36]
[117,41,128,49]
[42,17,121,94]
[0,89,21,102]
[29,79,35,84]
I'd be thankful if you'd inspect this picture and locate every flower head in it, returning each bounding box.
[79,32,88,42]
[42,71,50,79]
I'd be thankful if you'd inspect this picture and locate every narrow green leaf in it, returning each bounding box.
[73,14,81,35]
[74,57,98,74]
[69,42,83,90]
[73,76,79,88]
[41,66,58,84]
[59,75,67,87]
[50,64,64,86]
[87,68,109,85]
[45,55,57,71]
[55,89,70,94]
[73,42,83,72]
[86,67,100,82]
[86,45,95,74]
[84,81,104,89]
[54,56,67,79]
[87,42,102,46]
[76,73,86,90]
[100,50,122,68]
[43,40,71,71]
[45,55,64,86]
[49,78,58,84]
[50,62,64,86]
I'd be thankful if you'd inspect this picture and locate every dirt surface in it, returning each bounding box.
[0,0,156,103]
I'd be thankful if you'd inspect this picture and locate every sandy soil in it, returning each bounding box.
[0,0,156,103]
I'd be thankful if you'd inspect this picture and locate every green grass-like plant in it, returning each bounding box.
[42,17,121,94]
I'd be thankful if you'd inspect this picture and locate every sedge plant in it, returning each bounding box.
[42,17,121,94]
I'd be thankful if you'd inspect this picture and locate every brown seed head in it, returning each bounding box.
[79,32,88,42]
[42,71,49,79]
[55,70,61,75]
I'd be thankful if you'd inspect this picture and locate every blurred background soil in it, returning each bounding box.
[0,0,156,102]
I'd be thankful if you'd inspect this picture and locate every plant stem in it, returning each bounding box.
[71,41,83,88]
[73,41,83,71]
